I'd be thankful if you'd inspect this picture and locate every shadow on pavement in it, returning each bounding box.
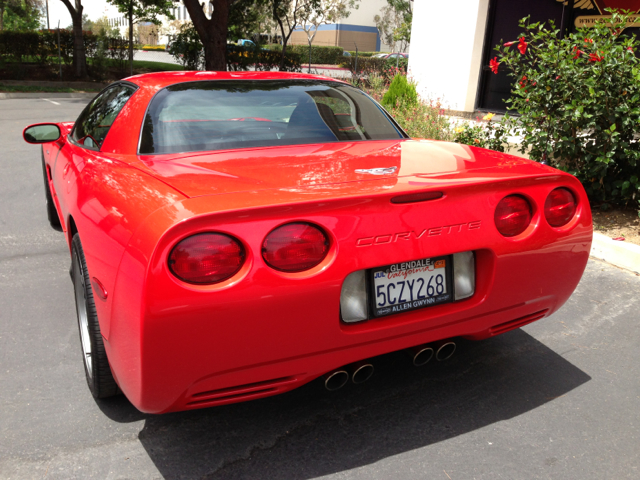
[99,329,590,479]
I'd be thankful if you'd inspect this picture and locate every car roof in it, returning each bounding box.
[124,71,350,90]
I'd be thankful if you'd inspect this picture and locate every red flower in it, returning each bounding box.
[584,38,593,43]
[518,37,527,55]
[489,57,500,74]
[572,46,584,59]
[589,53,603,62]
[504,41,516,47]
[627,47,634,52]
[556,75,560,80]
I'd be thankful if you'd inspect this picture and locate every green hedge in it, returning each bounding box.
[345,51,377,57]
[341,56,408,81]
[141,45,165,51]
[227,48,301,72]
[341,56,385,73]
[0,30,97,65]
[0,30,141,77]
[267,44,344,64]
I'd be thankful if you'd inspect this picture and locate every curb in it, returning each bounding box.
[590,232,640,275]
[0,92,97,100]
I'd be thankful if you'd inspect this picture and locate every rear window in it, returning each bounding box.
[139,80,405,154]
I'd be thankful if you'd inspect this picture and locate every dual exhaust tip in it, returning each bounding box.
[323,339,456,391]
[408,340,457,367]
[324,361,374,391]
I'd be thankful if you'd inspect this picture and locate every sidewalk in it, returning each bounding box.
[590,232,640,275]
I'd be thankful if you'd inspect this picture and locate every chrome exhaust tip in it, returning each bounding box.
[435,341,456,361]
[324,370,349,391]
[350,362,374,384]
[407,345,434,366]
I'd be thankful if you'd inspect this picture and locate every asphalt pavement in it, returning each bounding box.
[0,97,639,479]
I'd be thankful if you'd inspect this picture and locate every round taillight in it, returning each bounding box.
[262,223,329,272]
[544,188,577,227]
[168,233,245,284]
[495,195,532,237]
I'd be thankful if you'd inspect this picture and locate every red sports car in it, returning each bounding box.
[23,71,592,414]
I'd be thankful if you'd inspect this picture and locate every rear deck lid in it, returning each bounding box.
[130,139,551,198]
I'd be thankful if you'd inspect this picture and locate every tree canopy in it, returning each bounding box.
[0,0,43,31]
[374,0,412,52]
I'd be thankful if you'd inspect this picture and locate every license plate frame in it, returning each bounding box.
[369,255,454,318]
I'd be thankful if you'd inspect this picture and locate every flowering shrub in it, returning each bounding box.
[342,56,407,79]
[352,73,453,141]
[389,98,453,141]
[493,10,640,213]
[453,113,510,152]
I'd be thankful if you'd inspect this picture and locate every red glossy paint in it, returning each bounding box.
[25,71,592,413]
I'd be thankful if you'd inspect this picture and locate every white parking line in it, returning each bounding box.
[41,98,61,105]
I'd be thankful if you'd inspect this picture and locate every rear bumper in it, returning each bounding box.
[171,301,555,413]
[133,242,589,413]
[105,173,593,413]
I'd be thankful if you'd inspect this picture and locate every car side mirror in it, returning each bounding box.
[23,124,61,144]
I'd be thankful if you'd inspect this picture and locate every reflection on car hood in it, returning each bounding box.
[130,139,552,198]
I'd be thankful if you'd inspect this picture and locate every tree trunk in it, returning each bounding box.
[61,0,87,78]
[202,14,227,71]
[184,0,229,71]
[71,5,87,77]
[275,16,290,71]
[128,4,133,76]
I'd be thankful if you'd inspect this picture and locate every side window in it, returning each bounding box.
[309,92,366,141]
[72,84,136,150]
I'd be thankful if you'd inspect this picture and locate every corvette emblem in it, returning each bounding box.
[355,166,398,175]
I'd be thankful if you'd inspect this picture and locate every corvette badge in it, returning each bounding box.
[355,167,398,175]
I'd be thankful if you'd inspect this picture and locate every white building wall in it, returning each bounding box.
[339,0,388,27]
[408,0,489,112]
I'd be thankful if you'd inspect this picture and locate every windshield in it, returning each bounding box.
[139,80,405,154]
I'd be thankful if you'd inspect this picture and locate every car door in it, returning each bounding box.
[52,83,137,228]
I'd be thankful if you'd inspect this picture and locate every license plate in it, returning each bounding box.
[370,256,453,317]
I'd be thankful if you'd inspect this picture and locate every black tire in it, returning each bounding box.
[41,148,62,231]
[71,234,121,399]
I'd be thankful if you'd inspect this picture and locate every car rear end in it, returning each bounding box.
[107,161,591,413]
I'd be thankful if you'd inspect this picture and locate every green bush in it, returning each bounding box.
[342,56,385,74]
[104,36,130,74]
[168,24,204,70]
[382,73,418,108]
[227,47,301,72]
[351,73,453,141]
[345,51,377,57]
[494,10,640,213]
[342,56,407,79]
[268,44,344,64]
[0,30,98,66]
